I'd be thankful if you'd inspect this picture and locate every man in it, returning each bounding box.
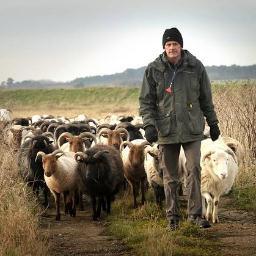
[139,27,220,230]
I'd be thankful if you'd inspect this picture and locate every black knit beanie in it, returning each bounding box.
[162,28,183,48]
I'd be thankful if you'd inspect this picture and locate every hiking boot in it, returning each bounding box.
[168,219,180,231]
[188,215,211,228]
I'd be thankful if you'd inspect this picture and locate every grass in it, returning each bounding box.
[106,192,220,256]
[0,134,49,255]
[0,87,140,118]
[1,85,256,255]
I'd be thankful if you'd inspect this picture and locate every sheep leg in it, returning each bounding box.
[213,196,220,223]
[132,183,138,208]
[202,192,213,221]
[79,191,84,211]
[96,197,103,219]
[71,192,76,217]
[63,191,69,214]
[91,196,97,220]
[52,191,61,221]
[140,177,146,205]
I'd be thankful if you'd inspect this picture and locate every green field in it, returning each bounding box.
[0,87,140,118]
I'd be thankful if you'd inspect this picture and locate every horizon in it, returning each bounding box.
[0,0,255,82]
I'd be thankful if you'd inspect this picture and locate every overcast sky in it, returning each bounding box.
[0,0,255,82]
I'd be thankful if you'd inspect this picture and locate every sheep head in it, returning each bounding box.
[37,150,64,177]
[202,149,235,180]
[75,149,110,183]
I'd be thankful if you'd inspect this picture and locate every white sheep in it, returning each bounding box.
[200,138,239,223]
[36,150,81,220]
[144,144,165,207]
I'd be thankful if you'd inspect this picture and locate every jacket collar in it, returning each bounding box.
[151,50,197,72]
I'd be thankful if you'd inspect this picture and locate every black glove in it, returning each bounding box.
[209,124,220,141]
[144,125,158,143]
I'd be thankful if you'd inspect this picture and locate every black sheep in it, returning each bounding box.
[75,144,124,220]
[19,135,55,207]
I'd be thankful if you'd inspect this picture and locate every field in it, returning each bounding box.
[1,84,256,255]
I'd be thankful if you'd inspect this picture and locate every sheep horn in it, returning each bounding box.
[98,128,112,141]
[42,131,54,140]
[202,150,213,162]
[93,150,109,159]
[96,124,113,133]
[74,152,88,162]
[79,132,97,144]
[51,149,64,159]
[120,141,133,151]
[57,132,73,148]
[35,151,46,162]
[115,127,130,141]
[225,148,238,164]
[85,118,98,126]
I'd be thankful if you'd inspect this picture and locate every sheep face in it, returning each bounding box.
[67,137,84,152]
[205,151,229,180]
[83,152,110,183]
[129,145,145,168]
[42,155,58,177]
[41,152,63,177]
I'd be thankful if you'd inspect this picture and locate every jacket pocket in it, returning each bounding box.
[187,103,205,135]
[156,113,177,137]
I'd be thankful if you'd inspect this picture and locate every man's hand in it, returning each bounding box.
[210,124,220,141]
[144,125,158,143]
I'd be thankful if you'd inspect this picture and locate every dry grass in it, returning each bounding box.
[0,134,48,256]
[213,83,256,187]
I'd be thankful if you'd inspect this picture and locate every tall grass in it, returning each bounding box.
[0,132,48,255]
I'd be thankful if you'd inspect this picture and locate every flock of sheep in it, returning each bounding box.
[0,108,243,224]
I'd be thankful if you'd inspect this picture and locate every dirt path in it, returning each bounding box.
[40,196,256,256]
[206,197,256,256]
[40,208,132,256]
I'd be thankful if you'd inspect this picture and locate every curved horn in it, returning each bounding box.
[54,124,68,143]
[225,148,238,164]
[42,131,54,142]
[57,132,73,148]
[202,150,213,162]
[93,150,109,159]
[85,118,98,126]
[115,127,130,141]
[74,152,88,162]
[120,141,133,151]
[79,132,97,145]
[98,128,112,142]
[47,122,60,134]
[96,123,113,133]
[35,151,46,162]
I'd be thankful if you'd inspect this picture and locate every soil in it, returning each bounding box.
[39,196,256,256]
[39,204,132,256]
[206,196,256,256]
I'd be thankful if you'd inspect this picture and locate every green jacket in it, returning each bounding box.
[139,50,218,144]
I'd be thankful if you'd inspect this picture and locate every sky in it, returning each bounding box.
[0,0,255,82]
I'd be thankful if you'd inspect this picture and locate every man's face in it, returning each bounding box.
[164,41,182,61]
